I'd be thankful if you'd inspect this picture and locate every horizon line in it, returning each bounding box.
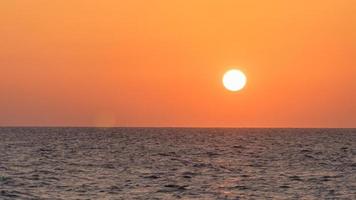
[0,126,355,129]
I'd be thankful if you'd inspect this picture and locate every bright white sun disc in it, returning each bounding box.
[223,69,247,92]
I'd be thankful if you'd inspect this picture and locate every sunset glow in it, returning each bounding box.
[1,2,355,200]
[0,1,355,127]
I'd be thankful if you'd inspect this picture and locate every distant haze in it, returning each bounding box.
[1,1,355,127]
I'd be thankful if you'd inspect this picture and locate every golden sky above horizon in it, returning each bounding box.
[1,1,355,127]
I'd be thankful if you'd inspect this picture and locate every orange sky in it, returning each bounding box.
[1,1,355,127]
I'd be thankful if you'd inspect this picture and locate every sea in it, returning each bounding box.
[0,128,355,199]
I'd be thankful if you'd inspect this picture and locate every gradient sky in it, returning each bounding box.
[1,1,355,127]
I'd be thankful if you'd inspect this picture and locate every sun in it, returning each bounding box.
[223,69,247,92]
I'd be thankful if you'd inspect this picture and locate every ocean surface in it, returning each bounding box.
[0,128,355,200]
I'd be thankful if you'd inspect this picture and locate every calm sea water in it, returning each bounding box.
[0,128,355,199]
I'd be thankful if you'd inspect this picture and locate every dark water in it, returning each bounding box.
[0,128,355,199]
